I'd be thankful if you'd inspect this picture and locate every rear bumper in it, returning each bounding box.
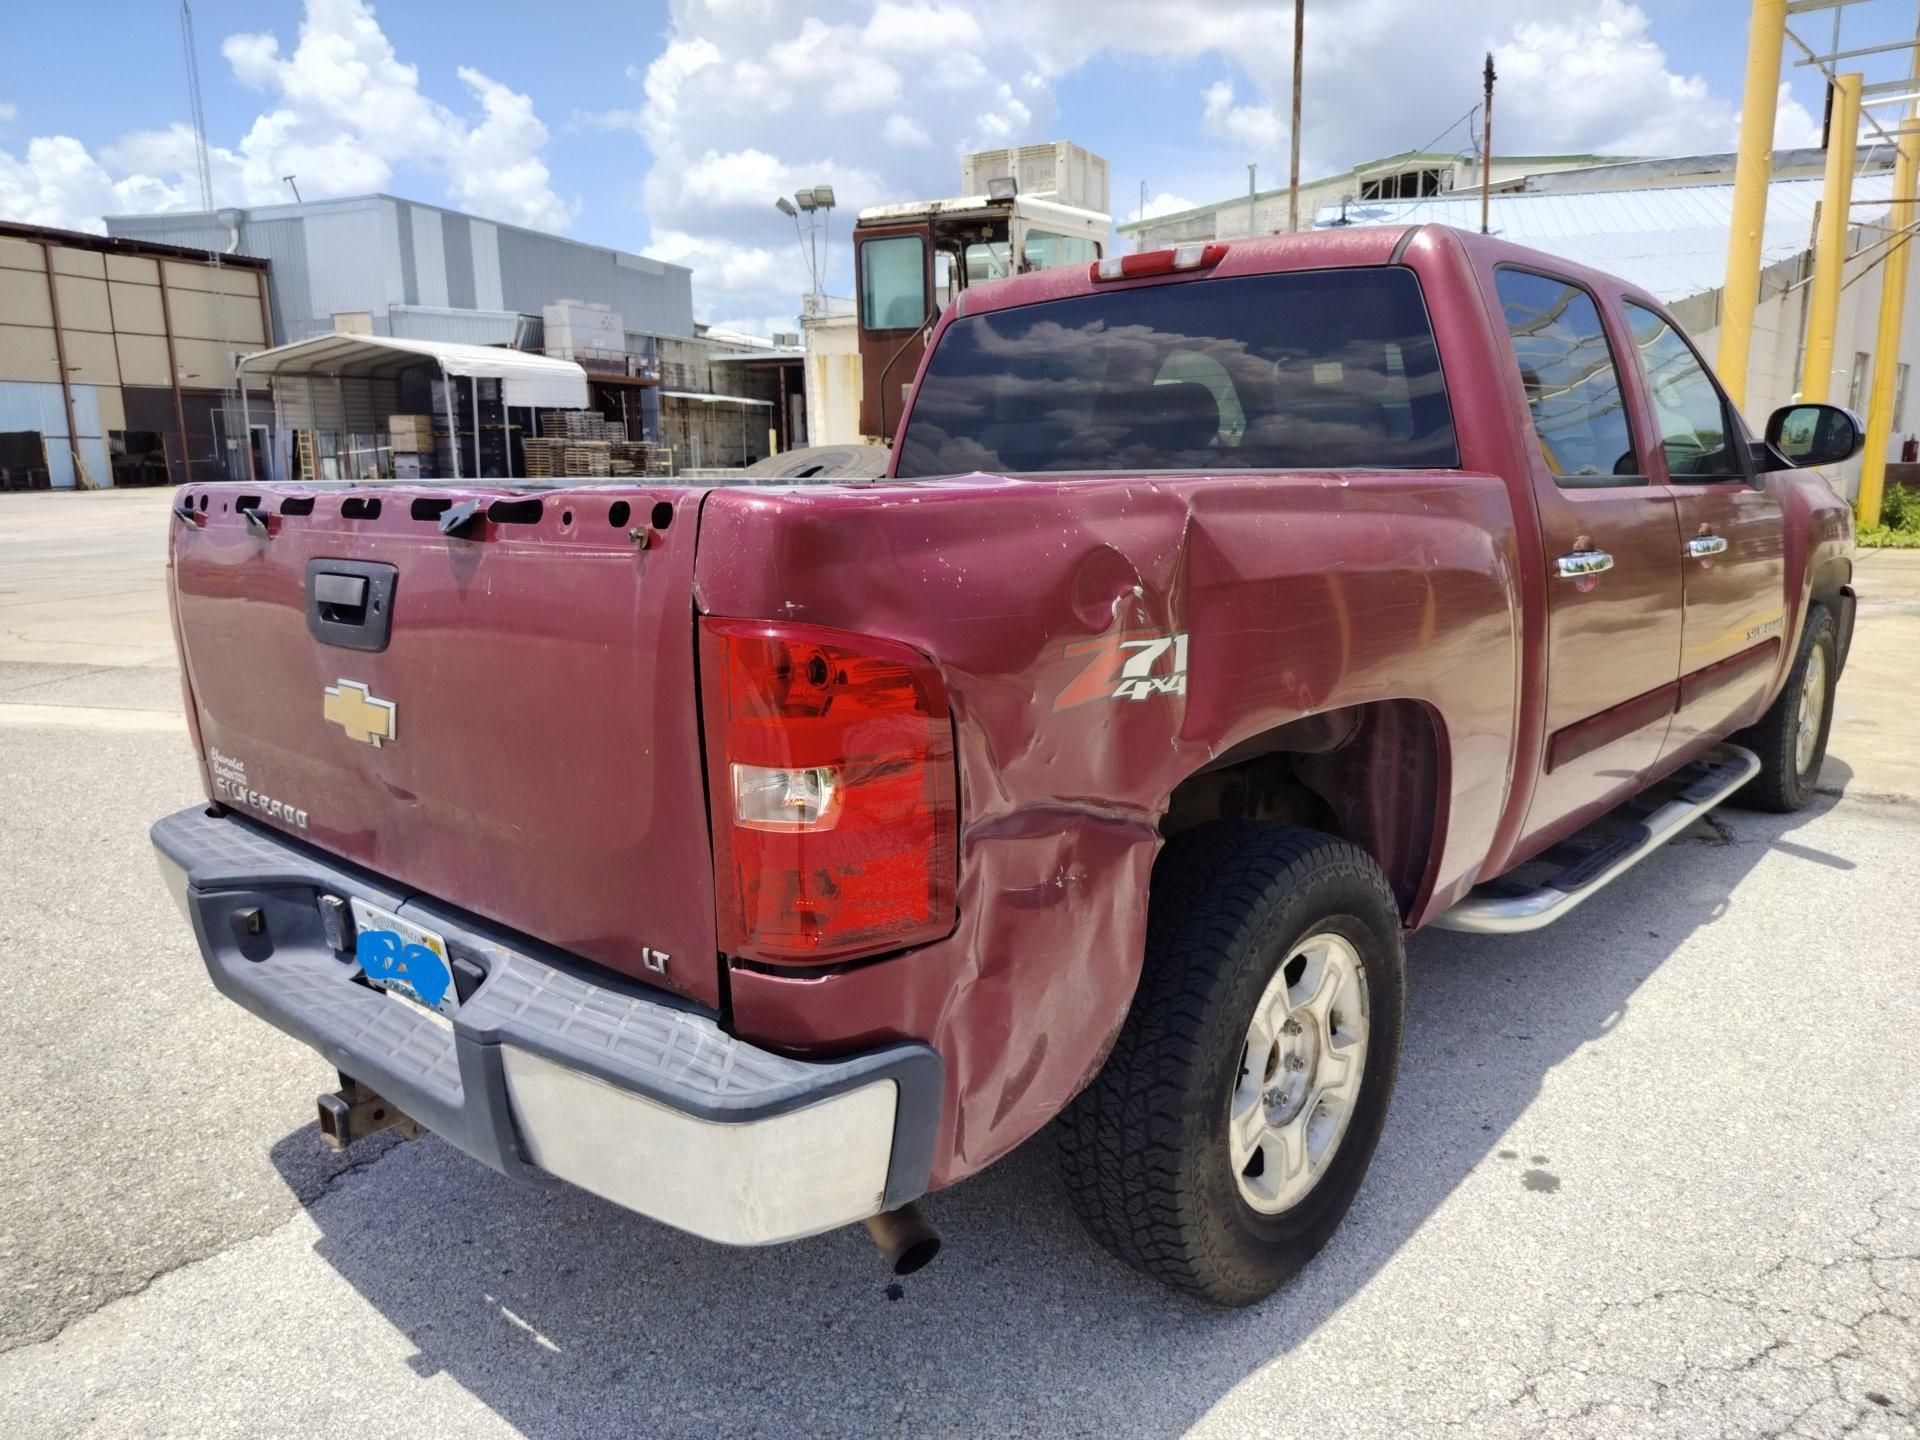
[150,805,941,1245]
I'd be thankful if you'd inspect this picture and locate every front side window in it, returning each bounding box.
[1623,301,1742,481]
[1494,268,1640,485]
[860,235,927,331]
[893,267,1457,477]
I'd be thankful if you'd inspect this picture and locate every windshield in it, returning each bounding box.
[893,268,1457,477]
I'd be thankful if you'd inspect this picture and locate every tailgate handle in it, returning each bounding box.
[306,560,397,653]
[313,573,368,613]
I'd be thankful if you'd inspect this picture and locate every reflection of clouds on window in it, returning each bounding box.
[894,270,1457,477]
[1624,300,1739,480]
[1496,270,1638,481]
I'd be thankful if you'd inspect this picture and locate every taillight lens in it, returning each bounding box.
[699,618,957,963]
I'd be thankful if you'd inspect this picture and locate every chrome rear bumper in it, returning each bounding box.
[151,805,940,1246]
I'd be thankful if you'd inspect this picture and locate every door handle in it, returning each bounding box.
[1687,535,1729,559]
[1555,549,1614,579]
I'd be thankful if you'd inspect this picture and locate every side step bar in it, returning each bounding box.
[1434,743,1761,934]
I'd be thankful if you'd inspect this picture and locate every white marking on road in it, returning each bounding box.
[0,702,186,732]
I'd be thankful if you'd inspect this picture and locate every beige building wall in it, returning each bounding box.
[0,227,269,488]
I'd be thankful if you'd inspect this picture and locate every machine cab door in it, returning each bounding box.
[856,223,935,442]
[1490,265,1686,856]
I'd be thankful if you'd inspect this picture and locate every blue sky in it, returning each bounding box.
[3,0,1909,331]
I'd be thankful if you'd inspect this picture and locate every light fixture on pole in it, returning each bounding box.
[777,187,837,313]
[809,186,836,310]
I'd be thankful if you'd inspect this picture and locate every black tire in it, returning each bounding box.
[1735,604,1837,813]
[739,444,888,481]
[1057,822,1405,1306]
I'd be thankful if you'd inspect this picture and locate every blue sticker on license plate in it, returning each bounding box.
[348,898,456,1015]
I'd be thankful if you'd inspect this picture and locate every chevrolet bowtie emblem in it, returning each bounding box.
[323,680,397,747]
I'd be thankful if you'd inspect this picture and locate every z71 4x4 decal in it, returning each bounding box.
[1053,631,1191,710]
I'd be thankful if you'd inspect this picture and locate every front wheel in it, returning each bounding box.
[1737,604,1837,813]
[1056,822,1405,1306]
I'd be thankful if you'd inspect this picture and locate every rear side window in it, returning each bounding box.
[893,268,1457,476]
[1494,268,1641,485]
[861,235,928,331]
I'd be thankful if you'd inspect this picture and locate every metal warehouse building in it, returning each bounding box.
[102,195,793,471]
[105,195,693,349]
[0,221,269,489]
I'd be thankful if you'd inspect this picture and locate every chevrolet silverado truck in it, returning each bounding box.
[152,226,1859,1306]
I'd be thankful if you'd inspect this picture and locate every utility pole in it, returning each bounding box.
[1248,163,1258,236]
[1480,53,1496,235]
[1289,0,1305,233]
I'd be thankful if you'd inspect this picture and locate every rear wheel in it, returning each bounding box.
[1057,822,1405,1306]
[1737,604,1836,813]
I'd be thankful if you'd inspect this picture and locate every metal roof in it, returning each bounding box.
[1312,174,1898,303]
[237,333,588,409]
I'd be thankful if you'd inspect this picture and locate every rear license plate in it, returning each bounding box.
[349,898,457,1015]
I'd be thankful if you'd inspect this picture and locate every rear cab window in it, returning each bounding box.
[893,268,1458,476]
[1493,267,1644,487]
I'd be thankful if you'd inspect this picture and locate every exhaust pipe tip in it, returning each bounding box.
[864,1202,941,1276]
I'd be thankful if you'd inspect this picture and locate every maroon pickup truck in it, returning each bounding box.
[152,226,1859,1305]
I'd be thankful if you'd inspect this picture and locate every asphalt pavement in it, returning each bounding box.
[0,489,1915,1439]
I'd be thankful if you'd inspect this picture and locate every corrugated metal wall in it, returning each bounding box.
[109,196,697,348]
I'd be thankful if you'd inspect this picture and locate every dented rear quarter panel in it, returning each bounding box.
[694,462,1521,1185]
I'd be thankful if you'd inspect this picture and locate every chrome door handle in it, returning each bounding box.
[1555,549,1615,579]
[1687,535,1729,559]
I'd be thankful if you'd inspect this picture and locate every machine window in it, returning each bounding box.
[860,236,928,331]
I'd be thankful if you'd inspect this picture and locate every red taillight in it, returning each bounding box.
[698,618,957,964]
[1090,243,1228,282]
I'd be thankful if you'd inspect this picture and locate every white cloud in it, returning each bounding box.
[622,0,1776,331]
[0,101,18,125]
[863,3,983,55]
[1134,191,1197,222]
[883,114,931,148]
[0,0,570,233]
[1202,80,1283,155]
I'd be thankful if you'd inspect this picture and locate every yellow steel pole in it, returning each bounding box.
[1858,126,1919,530]
[1800,72,1861,404]
[1718,0,1787,409]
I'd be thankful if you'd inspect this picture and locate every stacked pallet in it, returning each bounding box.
[563,443,612,477]
[521,437,564,478]
[610,441,673,477]
[538,410,610,442]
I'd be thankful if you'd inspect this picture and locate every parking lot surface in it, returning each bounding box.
[1,489,1915,1438]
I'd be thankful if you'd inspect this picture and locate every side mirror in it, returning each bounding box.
[1765,403,1864,468]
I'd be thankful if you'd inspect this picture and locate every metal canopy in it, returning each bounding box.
[238,333,588,410]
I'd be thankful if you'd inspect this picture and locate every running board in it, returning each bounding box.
[1433,743,1762,934]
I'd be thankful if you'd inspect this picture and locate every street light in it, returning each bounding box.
[777,187,837,311]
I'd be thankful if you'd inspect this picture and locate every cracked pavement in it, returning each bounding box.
[1,491,1916,1438]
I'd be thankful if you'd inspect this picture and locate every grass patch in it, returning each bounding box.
[1860,484,1920,547]
[1858,525,1920,549]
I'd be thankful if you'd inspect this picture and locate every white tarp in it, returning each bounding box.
[237,332,588,410]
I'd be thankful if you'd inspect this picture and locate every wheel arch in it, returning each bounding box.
[1159,698,1450,924]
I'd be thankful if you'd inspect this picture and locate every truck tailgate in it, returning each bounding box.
[170,485,720,1007]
